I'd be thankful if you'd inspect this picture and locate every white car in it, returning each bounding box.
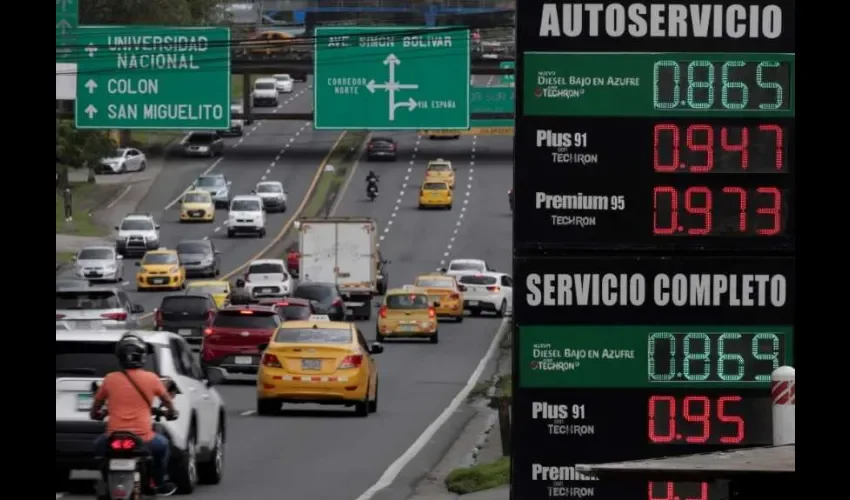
[252,77,279,107]
[244,259,292,298]
[253,180,287,212]
[74,246,124,283]
[55,330,226,493]
[227,195,266,238]
[273,73,294,93]
[442,258,492,277]
[115,213,160,257]
[228,104,244,136]
[99,148,147,174]
[456,272,513,317]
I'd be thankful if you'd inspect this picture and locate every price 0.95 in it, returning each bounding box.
[652,186,783,237]
[648,395,744,445]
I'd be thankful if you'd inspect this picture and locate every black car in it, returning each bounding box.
[291,282,347,321]
[154,294,218,347]
[176,239,221,277]
[182,131,225,157]
[367,137,397,161]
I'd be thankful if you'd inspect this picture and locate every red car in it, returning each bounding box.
[201,305,281,375]
[257,297,316,321]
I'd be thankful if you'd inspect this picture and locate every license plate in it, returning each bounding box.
[302,359,321,370]
[261,288,273,293]
[77,393,93,411]
[71,320,96,329]
[234,356,253,365]
[468,300,479,306]
[153,278,166,284]
[109,459,137,471]
[178,329,193,336]
[398,325,417,332]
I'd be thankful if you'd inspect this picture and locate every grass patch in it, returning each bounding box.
[467,381,492,402]
[300,131,371,219]
[497,374,512,397]
[445,456,510,494]
[56,251,76,264]
[56,182,120,237]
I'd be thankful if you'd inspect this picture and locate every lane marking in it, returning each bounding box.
[240,410,257,416]
[353,317,510,500]
[106,185,132,209]
[438,135,476,269]
[377,135,421,250]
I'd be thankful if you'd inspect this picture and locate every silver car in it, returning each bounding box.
[192,174,232,208]
[253,181,287,212]
[55,286,144,330]
[74,246,125,283]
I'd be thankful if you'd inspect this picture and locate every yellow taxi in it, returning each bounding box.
[179,190,215,223]
[425,159,456,189]
[185,280,231,308]
[414,273,464,322]
[376,287,439,343]
[136,249,186,291]
[418,180,453,210]
[256,319,383,417]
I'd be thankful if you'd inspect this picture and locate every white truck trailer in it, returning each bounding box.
[297,217,378,320]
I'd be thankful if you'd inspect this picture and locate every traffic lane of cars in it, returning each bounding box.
[193,134,511,500]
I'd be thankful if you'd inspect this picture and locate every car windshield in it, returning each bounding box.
[176,242,210,254]
[274,328,351,344]
[255,82,275,90]
[423,182,448,190]
[78,248,113,260]
[187,133,215,144]
[195,177,224,187]
[277,303,311,320]
[415,278,456,288]
[257,184,282,193]
[56,291,121,310]
[109,148,128,158]
[372,139,393,146]
[231,200,261,211]
[187,284,228,295]
[458,275,498,285]
[386,294,430,309]
[183,193,210,203]
[249,263,284,274]
[161,296,210,313]
[120,219,153,231]
[213,310,278,329]
[293,285,333,301]
[275,75,291,81]
[143,253,178,265]
[428,164,451,172]
[57,341,157,378]
[449,262,483,272]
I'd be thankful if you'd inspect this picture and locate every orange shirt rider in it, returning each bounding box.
[92,370,173,441]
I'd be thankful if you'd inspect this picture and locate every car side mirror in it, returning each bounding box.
[113,226,119,230]
[134,262,141,267]
[433,301,441,308]
[257,343,269,352]
[369,342,384,355]
[458,285,467,292]
[438,268,447,273]
[71,256,77,262]
[227,180,232,185]
[155,225,161,230]
[131,304,144,313]
[284,190,289,194]
[90,381,101,393]
[215,250,221,255]
[116,254,124,260]
[204,366,225,386]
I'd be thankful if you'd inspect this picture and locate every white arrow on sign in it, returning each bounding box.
[363,53,420,121]
[84,104,98,119]
[85,79,98,94]
[383,54,400,84]
[57,0,75,12]
[56,18,71,35]
[85,43,98,57]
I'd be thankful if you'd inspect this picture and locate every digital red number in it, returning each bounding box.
[648,395,745,444]
[653,187,679,235]
[648,482,709,500]
[721,127,749,169]
[654,124,680,172]
[758,124,784,170]
[686,125,714,172]
[684,187,712,235]
[756,187,781,236]
[721,187,747,232]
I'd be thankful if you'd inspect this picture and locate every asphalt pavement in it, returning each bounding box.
[59,75,514,500]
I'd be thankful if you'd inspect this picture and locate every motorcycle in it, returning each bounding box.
[92,379,179,500]
[367,183,378,201]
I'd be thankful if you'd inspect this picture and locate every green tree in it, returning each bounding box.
[80,0,223,25]
[56,121,116,185]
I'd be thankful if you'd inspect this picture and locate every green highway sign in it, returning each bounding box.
[75,26,231,130]
[55,0,79,60]
[499,61,514,84]
[314,26,470,130]
[470,86,514,113]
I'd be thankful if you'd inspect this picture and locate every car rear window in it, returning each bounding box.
[274,328,351,344]
[423,182,448,190]
[213,310,278,329]
[277,304,312,320]
[428,164,451,172]
[56,291,121,310]
[56,341,156,378]
[386,294,430,309]
[249,263,284,274]
[415,278,455,289]
[187,133,215,144]
[293,285,333,301]
[161,296,210,313]
[449,262,483,272]
[458,275,498,285]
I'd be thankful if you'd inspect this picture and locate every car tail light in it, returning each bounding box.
[56,313,65,319]
[428,307,436,319]
[110,438,135,450]
[239,309,255,315]
[390,144,396,150]
[487,286,501,292]
[277,301,289,307]
[338,355,363,369]
[458,285,467,292]
[203,328,214,336]
[101,312,128,321]
[379,306,388,319]
[449,293,460,300]
[261,353,282,368]
[332,298,344,307]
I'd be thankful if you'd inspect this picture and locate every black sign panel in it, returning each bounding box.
[516,0,796,53]
[514,118,796,252]
[514,256,795,324]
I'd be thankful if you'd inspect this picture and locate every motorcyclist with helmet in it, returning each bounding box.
[90,334,179,496]
[366,170,379,199]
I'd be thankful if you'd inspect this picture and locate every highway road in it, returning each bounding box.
[58,76,514,500]
[59,77,345,318]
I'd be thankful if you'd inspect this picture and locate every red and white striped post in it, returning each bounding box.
[771,366,795,445]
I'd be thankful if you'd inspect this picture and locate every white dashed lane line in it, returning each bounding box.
[438,135,476,270]
[377,134,422,249]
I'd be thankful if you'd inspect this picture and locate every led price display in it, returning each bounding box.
[653,124,786,173]
[647,393,772,445]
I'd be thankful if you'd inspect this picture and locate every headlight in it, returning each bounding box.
[104,265,116,271]
[168,266,179,274]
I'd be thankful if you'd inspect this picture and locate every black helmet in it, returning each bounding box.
[115,334,147,369]
[235,278,245,288]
